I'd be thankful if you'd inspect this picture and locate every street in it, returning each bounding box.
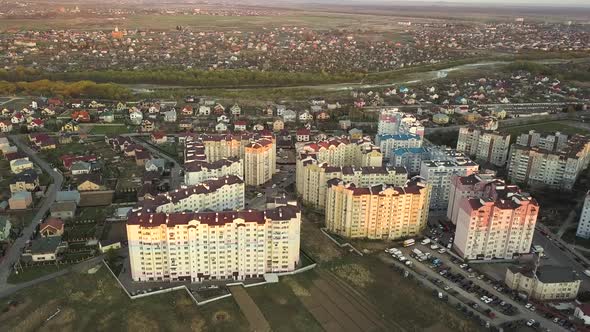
[0,135,64,289]
[131,137,182,188]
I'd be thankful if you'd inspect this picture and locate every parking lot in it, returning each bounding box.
[386,240,572,332]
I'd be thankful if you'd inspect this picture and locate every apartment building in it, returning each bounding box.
[378,134,423,160]
[377,108,424,138]
[576,191,590,239]
[391,147,431,174]
[447,171,499,224]
[244,138,276,186]
[453,182,538,260]
[506,265,581,301]
[325,177,430,240]
[507,134,590,191]
[136,175,244,214]
[297,159,408,207]
[127,203,301,282]
[456,126,511,166]
[419,152,479,211]
[297,136,383,168]
[184,157,243,186]
[515,130,569,151]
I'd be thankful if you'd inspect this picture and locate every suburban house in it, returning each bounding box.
[276,104,287,116]
[99,111,115,123]
[282,109,297,122]
[178,119,193,130]
[574,305,590,325]
[27,118,45,130]
[253,123,265,131]
[339,119,352,130]
[164,109,177,122]
[39,217,65,237]
[150,131,167,145]
[217,114,230,123]
[50,201,77,220]
[0,120,13,132]
[140,120,155,132]
[135,150,152,166]
[215,122,228,132]
[213,103,225,115]
[72,110,91,122]
[22,236,68,262]
[296,128,311,142]
[9,191,33,210]
[129,109,143,125]
[9,169,39,193]
[99,240,122,253]
[316,111,330,121]
[70,161,92,175]
[181,106,193,116]
[273,119,284,132]
[198,106,211,116]
[349,128,363,140]
[10,158,34,174]
[76,174,105,191]
[56,190,81,204]
[230,104,241,116]
[233,120,247,131]
[11,112,25,124]
[41,108,56,116]
[299,111,313,122]
[61,121,80,133]
[0,216,11,241]
[145,159,166,173]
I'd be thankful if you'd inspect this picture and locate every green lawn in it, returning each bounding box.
[89,124,133,135]
[7,264,64,284]
[502,121,590,139]
[247,279,323,332]
[1,268,250,331]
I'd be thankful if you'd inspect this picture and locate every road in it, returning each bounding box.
[131,137,182,189]
[556,197,586,238]
[0,135,64,289]
[396,243,567,331]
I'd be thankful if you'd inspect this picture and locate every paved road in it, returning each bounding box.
[397,243,567,331]
[0,135,64,289]
[556,198,585,238]
[131,137,182,189]
[0,256,104,299]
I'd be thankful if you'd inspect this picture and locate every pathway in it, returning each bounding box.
[228,285,271,332]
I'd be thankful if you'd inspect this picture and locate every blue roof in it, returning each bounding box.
[393,147,429,156]
[378,134,421,141]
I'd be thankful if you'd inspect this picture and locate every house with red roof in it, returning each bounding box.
[181,105,193,116]
[296,128,311,142]
[11,112,24,124]
[40,217,65,237]
[27,118,44,130]
[72,110,91,122]
[48,98,64,107]
[150,131,167,145]
[0,120,13,133]
[234,120,247,131]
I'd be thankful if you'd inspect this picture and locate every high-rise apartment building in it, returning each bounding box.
[576,191,590,239]
[244,138,276,186]
[456,126,510,166]
[378,134,423,160]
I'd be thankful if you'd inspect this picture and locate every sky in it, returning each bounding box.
[330,0,590,7]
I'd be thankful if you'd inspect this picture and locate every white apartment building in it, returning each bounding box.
[325,177,430,240]
[453,182,538,260]
[447,171,499,224]
[127,204,301,282]
[244,138,277,186]
[136,175,245,214]
[456,127,511,166]
[391,147,431,174]
[507,135,590,191]
[576,191,590,239]
[516,130,569,151]
[378,134,423,160]
[184,158,244,185]
[297,136,383,168]
[377,108,424,138]
[419,152,479,212]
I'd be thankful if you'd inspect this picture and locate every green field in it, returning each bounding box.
[88,124,133,135]
[502,121,590,137]
[0,268,249,331]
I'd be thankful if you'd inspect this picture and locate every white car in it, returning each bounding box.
[526,319,535,327]
[438,248,446,254]
[430,244,439,250]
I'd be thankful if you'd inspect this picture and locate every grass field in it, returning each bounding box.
[502,121,590,137]
[88,124,133,135]
[0,268,250,331]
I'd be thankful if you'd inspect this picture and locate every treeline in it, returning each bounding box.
[504,61,590,82]
[0,80,132,100]
[0,67,366,87]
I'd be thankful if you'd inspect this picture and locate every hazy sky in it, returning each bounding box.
[333,0,590,7]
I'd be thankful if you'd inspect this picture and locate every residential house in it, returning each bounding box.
[76,174,104,191]
[116,102,127,111]
[0,120,13,132]
[11,112,25,124]
[217,114,230,123]
[215,122,228,132]
[27,118,44,130]
[9,191,33,210]
[213,103,225,115]
[0,216,11,241]
[276,104,287,116]
[349,128,363,140]
[178,119,193,130]
[230,104,241,116]
[70,161,91,175]
[48,98,64,107]
[39,217,65,237]
[61,121,80,133]
[180,106,193,116]
[41,108,56,116]
[574,305,590,325]
[10,158,34,174]
[50,201,77,220]
[296,128,311,142]
[339,119,352,130]
[99,111,114,123]
[140,120,155,132]
[72,110,91,122]
[129,109,143,125]
[56,190,81,204]
[150,131,167,145]
[282,110,297,122]
[234,120,247,131]
[273,119,284,132]
[299,111,313,122]
[99,240,122,253]
[145,158,166,173]
[22,236,68,262]
[253,123,265,131]
[198,106,211,116]
[9,169,39,193]
[163,108,177,123]
[135,150,151,166]
[316,111,330,121]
